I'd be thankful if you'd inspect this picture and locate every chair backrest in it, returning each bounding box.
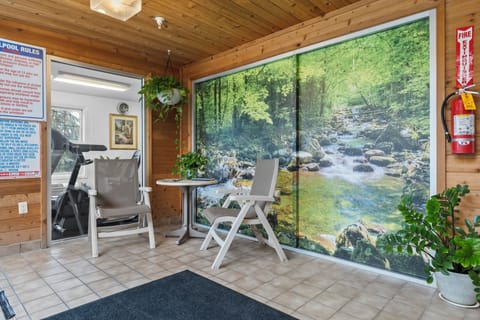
[250,159,279,210]
[94,159,139,208]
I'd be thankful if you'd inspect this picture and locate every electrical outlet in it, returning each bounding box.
[18,201,28,214]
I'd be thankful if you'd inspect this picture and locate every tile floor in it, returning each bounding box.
[0,231,478,320]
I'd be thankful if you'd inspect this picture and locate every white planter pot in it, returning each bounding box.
[157,88,181,105]
[435,271,479,308]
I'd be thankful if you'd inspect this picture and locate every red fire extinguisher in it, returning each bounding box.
[441,87,476,154]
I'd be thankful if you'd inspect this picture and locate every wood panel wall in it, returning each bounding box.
[444,0,480,222]
[0,0,479,253]
[182,0,479,223]
[0,19,179,252]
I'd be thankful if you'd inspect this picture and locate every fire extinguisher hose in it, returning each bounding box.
[440,91,457,143]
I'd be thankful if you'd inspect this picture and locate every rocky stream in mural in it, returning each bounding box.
[194,17,432,279]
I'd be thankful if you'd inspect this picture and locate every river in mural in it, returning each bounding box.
[194,15,432,279]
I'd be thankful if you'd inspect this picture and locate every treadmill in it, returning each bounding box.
[51,129,107,240]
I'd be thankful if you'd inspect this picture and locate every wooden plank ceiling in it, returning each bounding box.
[0,0,363,70]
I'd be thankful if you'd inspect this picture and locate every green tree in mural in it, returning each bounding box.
[194,18,432,279]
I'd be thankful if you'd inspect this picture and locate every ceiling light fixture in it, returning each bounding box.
[53,72,131,92]
[90,0,141,21]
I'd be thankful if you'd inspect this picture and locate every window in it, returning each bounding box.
[51,107,83,176]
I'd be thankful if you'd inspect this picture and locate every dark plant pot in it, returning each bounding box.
[435,271,479,308]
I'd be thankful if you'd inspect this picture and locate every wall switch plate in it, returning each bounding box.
[18,201,28,214]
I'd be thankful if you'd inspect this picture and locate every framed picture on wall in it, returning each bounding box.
[109,114,137,150]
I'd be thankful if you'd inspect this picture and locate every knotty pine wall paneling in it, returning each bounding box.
[183,0,479,225]
[444,0,480,221]
[0,20,180,252]
[182,0,446,184]
[181,0,473,222]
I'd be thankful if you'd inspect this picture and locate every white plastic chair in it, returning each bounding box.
[200,158,287,269]
[88,159,155,257]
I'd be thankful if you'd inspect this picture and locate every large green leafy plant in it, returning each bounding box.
[379,184,480,300]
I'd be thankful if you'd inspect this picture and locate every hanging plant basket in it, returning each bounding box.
[157,88,182,106]
[138,75,188,121]
[138,51,189,122]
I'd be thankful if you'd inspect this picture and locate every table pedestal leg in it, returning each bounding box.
[165,186,206,244]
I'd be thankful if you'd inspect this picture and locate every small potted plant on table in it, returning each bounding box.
[172,151,208,179]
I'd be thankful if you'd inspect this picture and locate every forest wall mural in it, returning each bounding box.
[193,13,434,279]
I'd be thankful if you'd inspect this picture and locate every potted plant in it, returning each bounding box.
[138,75,188,122]
[379,184,480,307]
[172,151,208,179]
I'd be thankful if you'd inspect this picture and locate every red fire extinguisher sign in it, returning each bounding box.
[456,26,474,89]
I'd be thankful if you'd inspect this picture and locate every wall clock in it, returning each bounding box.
[117,102,129,114]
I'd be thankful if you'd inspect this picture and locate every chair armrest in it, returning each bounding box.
[229,195,274,202]
[88,189,97,196]
[139,186,152,192]
[216,187,249,196]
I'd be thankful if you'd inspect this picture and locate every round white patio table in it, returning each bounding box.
[156,178,217,245]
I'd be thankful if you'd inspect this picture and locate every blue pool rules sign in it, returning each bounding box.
[0,38,46,121]
[0,38,45,178]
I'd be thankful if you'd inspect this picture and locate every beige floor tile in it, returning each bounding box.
[326,282,360,299]
[29,303,68,320]
[290,282,324,299]
[114,270,144,283]
[420,310,457,320]
[329,311,362,320]
[0,231,467,320]
[22,293,64,314]
[267,301,295,315]
[96,284,126,298]
[87,277,122,292]
[123,277,151,288]
[304,275,336,290]
[66,293,99,308]
[291,311,317,320]
[158,259,183,270]
[272,290,311,310]
[9,271,39,286]
[374,310,409,320]
[102,264,132,276]
[251,282,284,300]
[352,292,390,310]
[215,269,245,282]
[16,286,55,303]
[383,299,424,319]
[363,281,401,299]
[339,300,380,319]
[297,299,337,320]
[311,291,350,311]
[13,278,48,294]
[231,275,264,291]
[49,277,84,292]
[145,269,173,281]
[464,309,480,320]
[186,258,212,270]
[36,264,68,278]
[270,275,300,290]
[56,285,95,302]
[77,270,109,283]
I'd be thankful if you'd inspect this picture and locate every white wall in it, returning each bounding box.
[51,90,143,187]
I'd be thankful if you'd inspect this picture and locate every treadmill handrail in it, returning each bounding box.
[69,143,107,154]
